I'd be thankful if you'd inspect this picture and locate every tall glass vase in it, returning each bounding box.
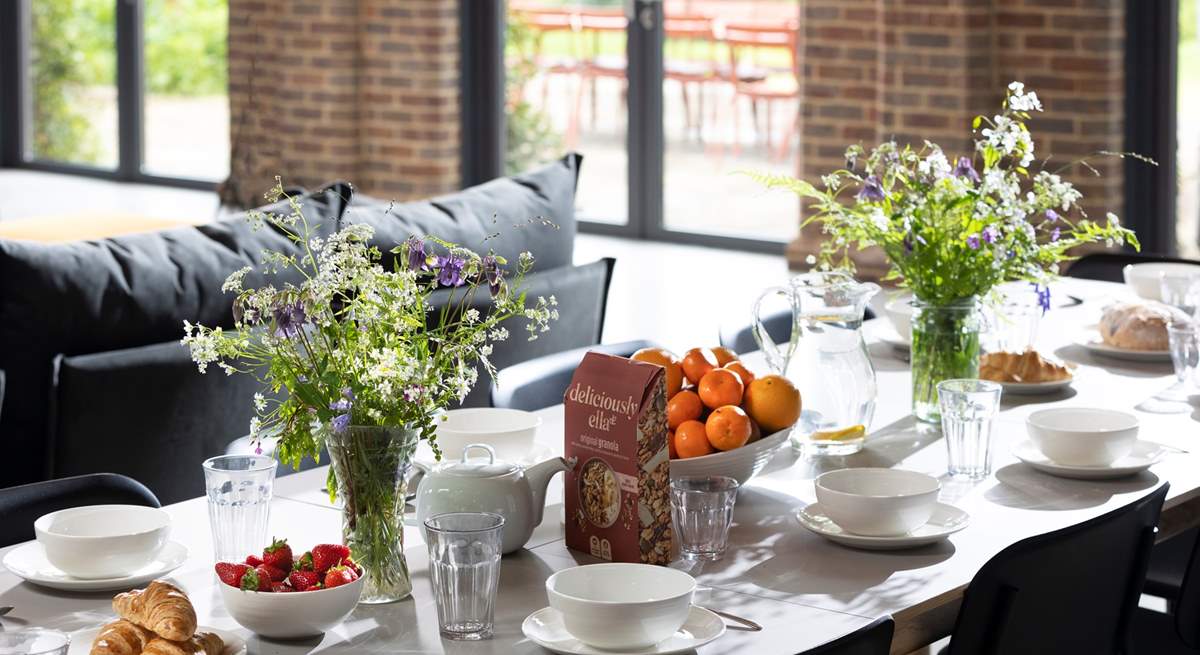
[325,425,419,604]
[910,297,984,423]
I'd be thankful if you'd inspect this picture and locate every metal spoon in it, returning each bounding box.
[699,606,763,632]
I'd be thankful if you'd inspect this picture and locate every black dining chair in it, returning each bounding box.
[0,473,161,547]
[490,340,660,411]
[719,306,877,355]
[800,616,894,655]
[943,484,1168,655]
[1066,252,1200,283]
[1133,526,1200,652]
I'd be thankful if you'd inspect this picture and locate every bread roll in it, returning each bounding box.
[1098,302,1187,351]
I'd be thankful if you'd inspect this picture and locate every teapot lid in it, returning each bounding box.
[435,444,520,478]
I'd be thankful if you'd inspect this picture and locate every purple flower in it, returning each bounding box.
[435,254,466,287]
[403,385,424,402]
[340,387,354,400]
[405,237,428,272]
[272,301,308,338]
[330,398,351,412]
[856,176,886,202]
[903,233,914,254]
[981,225,999,244]
[1032,283,1051,314]
[331,413,351,434]
[481,254,504,295]
[1050,227,1061,242]
[953,157,981,184]
[1045,209,1059,221]
[966,234,981,250]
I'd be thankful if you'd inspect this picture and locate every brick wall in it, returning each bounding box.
[223,0,460,208]
[788,0,1125,274]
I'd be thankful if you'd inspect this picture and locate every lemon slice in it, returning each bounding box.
[811,425,866,442]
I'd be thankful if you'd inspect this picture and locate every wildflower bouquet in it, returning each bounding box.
[182,180,557,601]
[751,82,1139,420]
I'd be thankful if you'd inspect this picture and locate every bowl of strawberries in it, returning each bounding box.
[215,539,364,638]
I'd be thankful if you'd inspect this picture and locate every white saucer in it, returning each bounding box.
[69,625,246,655]
[796,502,969,550]
[3,541,188,592]
[521,606,725,655]
[997,378,1074,395]
[1013,440,1168,479]
[1078,339,1171,363]
[877,331,910,353]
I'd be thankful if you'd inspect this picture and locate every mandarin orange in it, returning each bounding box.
[668,429,678,459]
[667,390,703,429]
[680,347,718,385]
[722,361,756,387]
[697,368,744,409]
[674,420,714,458]
[742,374,802,433]
[631,347,684,397]
[705,405,752,451]
[711,347,738,367]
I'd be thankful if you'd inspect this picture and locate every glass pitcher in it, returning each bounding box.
[753,271,879,457]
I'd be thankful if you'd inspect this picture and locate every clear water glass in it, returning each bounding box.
[1160,273,1200,317]
[670,476,739,561]
[424,512,504,641]
[0,629,70,655]
[202,454,275,563]
[1168,320,1200,389]
[937,379,1002,480]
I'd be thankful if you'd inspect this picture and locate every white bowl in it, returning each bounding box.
[669,429,788,486]
[883,293,914,343]
[1026,408,1139,467]
[546,563,696,650]
[814,468,940,537]
[33,505,169,579]
[436,408,541,461]
[1123,262,1200,301]
[219,572,364,638]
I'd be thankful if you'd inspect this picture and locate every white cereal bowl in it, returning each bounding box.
[546,563,696,650]
[669,429,788,486]
[436,408,541,461]
[814,468,940,537]
[33,505,170,579]
[1123,262,1200,301]
[1026,408,1139,467]
[883,293,914,343]
[219,572,364,638]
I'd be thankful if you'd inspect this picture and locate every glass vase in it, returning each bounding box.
[910,297,984,423]
[325,424,419,604]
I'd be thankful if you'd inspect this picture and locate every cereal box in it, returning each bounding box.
[563,351,671,565]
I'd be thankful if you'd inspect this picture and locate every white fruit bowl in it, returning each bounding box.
[670,429,788,486]
[219,573,364,638]
[1123,262,1200,301]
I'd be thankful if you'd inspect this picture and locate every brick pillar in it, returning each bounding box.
[787,0,1125,274]
[223,0,460,208]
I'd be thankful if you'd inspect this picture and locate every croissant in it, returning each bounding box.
[113,580,197,642]
[89,619,155,655]
[980,349,1071,383]
[143,632,224,655]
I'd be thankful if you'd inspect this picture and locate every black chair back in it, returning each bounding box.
[1174,525,1200,648]
[801,616,893,655]
[947,484,1169,655]
[720,306,876,354]
[490,340,660,411]
[0,473,160,547]
[1067,252,1200,283]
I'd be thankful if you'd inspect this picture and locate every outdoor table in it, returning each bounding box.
[2,278,1198,654]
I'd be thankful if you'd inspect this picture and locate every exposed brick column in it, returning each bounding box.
[223,0,460,207]
[787,0,1125,275]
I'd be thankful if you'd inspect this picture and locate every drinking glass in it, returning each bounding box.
[1160,273,1200,317]
[424,512,505,641]
[670,476,739,561]
[937,379,1002,480]
[202,454,275,563]
[1168,320,1200,390]
[986,283,1043,353]
[0,629,70,655]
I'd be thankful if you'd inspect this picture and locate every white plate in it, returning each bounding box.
[877,330,910,353]
[1013,440,1168,479]
[69,625,246,655]
[997,378,1074,395]
[1078,339,1172,363]
[796,502,969,550]
[2,541,188,592]
[522,606,725,655]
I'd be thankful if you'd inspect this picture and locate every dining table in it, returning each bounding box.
[2,277,1198,654]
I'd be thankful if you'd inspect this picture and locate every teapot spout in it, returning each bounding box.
[526,456,574,527]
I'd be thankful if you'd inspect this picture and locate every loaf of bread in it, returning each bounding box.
[1098,302,1187,351]
[980,349,1072,383]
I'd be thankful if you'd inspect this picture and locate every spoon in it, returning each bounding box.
[698,606,762,632]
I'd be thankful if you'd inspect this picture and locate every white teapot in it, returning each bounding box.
[413,444,572,554]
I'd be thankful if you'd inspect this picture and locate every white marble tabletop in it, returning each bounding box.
[3,278,1197,654]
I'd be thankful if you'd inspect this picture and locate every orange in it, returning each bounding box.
[631,347,684,397]
[711,347,739,367]
[743,374,802,434]
[667,390,703,429]
[681,348,718,385]
[668,430,678,459]
[674,420,714,458]
[697,368,744,409]
[722,361,756,387]
[705,406,752,451]
[746,418,763,443]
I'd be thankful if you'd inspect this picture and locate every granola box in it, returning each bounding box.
[564,351,671,565]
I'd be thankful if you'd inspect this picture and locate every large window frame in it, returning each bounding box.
[0,0,218,191]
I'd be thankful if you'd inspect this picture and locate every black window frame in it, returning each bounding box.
[0,0,221,191]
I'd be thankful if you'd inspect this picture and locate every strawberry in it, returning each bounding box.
[271,582,294,593]
[311,544,351,574]
[262,537,293,571]
[245,554,263,567]
[256,564,287,582]
[324,565,357,589]
[341,556,361,576]
[294,551,314,571]
[288,569,321,592]
[239,567,270,591]
[215,562,250,588]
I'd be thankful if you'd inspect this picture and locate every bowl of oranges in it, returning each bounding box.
[630,346,801,487]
